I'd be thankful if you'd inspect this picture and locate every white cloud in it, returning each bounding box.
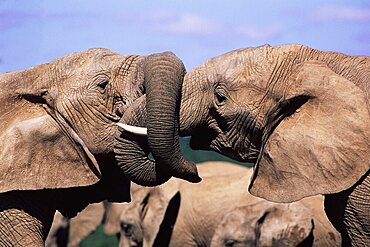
[312,5,370,22]
[236,25,283,40]
[146,10,284,41]
[149,11,221,35]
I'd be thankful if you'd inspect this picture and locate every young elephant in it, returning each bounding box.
[45,203,105,247]
[116,162,340,247]
[0,49,199,245]
[103,161,247,236]
[211,198,340,247]
[123,44,370,246]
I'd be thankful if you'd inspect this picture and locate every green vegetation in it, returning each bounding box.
[81,225,119,247]
[180,137,252,167]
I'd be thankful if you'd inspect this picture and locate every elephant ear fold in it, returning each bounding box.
[250,60,370,202]
[0,111,100,192]
[143,179,180,247]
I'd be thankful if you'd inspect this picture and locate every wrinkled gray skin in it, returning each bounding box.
[115,162,340,247]
[0,49,198,246]
[211,198,341,247]
[166,44,369,246]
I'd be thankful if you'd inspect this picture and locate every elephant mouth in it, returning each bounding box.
[189,128,215,151]
[189,127,261,163]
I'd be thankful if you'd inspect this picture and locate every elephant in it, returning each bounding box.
[103,161,247,236]
[0,48,200,245]
[45,202,105,247]
[210,197,340,247]
[121,44,370,246]
[115,162,339,246]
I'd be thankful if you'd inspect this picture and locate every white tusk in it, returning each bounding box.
[116,123,148,136]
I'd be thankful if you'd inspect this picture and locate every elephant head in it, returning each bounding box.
[0,48,198,206]
[114,162,241,247]
[210,203,315,247]
[211,195,341,247]
[117,180,180,247]
[136,44,369,203]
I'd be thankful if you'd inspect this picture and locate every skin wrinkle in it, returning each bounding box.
[0,190,56,247]
[56,71,122,154]
[60,99,95,142]
[116,52,196,185]
[180,69,210,134]
[344,172,370,245]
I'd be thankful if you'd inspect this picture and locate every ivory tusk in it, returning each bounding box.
[116,123,148,136]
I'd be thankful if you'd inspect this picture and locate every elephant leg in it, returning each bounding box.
[0,190,56,246]
[344,170,370,247]
[325,170,370,247]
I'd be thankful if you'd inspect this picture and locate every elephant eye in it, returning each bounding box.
[224,239,236,247]
[97,79,109,92]
[120,222,133,237]
[215,90,227,106]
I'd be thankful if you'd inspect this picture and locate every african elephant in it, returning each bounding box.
[121,44,369,246]
[115,162,339,246]
[0,48,199,245]
[103,161,247,236]
[211,197,340,247]
[45,203,105,247]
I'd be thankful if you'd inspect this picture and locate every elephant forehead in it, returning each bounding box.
[120,206,140,224]
[52,49,138,78]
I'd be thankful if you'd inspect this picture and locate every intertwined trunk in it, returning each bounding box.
[115,52,200,186]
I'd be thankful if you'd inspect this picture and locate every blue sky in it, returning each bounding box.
[1,0,370,73]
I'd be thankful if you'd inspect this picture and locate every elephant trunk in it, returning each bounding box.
[178,70,210,135]
[115,52,201,186]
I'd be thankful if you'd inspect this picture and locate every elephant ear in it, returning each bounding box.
[258,205,314,246]
[249,60,370,202]
[142,179,180,247]
[0,72,100,193]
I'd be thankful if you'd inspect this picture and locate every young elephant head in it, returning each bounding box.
[211,196,342,247]
[117,180,180,247]
[210,203,315,247]
[179,44,370,203]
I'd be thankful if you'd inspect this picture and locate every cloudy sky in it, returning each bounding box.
[0,0,369,73]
